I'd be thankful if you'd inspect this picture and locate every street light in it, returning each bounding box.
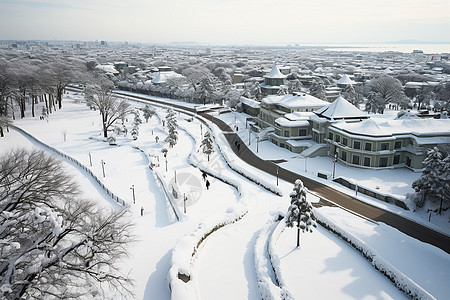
[276,166,279,186]
[101,159,106,177]
[88,152,92,167]
[130,184,135,204]
[332,151,338,179]
[184,193,187,214]
[248,127,251,146]
[165,155,168,172]
[256,136,260,153]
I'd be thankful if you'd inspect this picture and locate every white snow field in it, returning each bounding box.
[1,91,448,300]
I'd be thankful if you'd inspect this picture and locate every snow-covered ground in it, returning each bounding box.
[1,91,449,299]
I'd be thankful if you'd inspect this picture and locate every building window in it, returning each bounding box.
[342,137,348,146]
[353,141,361,149]
[328,132,333,140]
[381,143,390,151]
[284,130,289,137]
[352,155,360,165]
[341,151,347,162]
[280,143,285,148]
[394,141,402,149]
[364,157,371,167]
[299,129,307,136]
[379,157,388,167]
[365,142,372,151]
[335,135,340,143]
[393,155,400,164]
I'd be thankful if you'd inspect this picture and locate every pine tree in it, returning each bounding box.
[201,131,214,161]
[165,109,178,147]
[286,179,317,247]
[133,109,142,126]
[412,147,449,213]
[141,104,155,122]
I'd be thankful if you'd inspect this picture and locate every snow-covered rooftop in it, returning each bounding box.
[240,97,260,109]
[263,94,329,109]
[263,65,287,79]
[275,117,310,128]
[336,74,356,85]
[151,71,184,84]
[314,96,368,120]
[332,118,450,140]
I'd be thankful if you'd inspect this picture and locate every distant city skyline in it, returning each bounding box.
[0,0,449,46]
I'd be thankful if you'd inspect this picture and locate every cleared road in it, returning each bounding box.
[114,90,450,254]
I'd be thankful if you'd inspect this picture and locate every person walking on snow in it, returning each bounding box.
[206,180,210,190]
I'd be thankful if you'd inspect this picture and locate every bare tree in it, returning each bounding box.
[49,60,82,109]
[85,80,132,138]
[0,115,12,137]
[0,148,135,299]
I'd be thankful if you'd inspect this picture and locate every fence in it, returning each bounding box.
[333,177,409,210]
[11,125,128,208]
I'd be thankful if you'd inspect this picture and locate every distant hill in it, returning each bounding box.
[391,39,450,44]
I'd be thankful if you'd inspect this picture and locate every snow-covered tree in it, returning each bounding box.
[108,135,117,145]
[141,104,155,122]
[412,147,449,214]
[309,80,326,101]
[365,75,406,114]
[0,148,134,299]
[285,179,317,247]
[165,109,178,147]
[133,109,142,126]
[201,131,214,161]
[198,76,215,105]
[84,79,132,138]
[342,84,363,107]
[287,79,303,94]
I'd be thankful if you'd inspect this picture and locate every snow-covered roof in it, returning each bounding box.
[95,64,119,75]
[314,96,368,120]
[240,97,260,109]
[262,94,328,109]
[287,140,314,148]
[336,74,356,85]
[263,65,287,79]
[275,117,310,128]
[331,118,450,142]
[151,71,184,84]
[284,111,315,121]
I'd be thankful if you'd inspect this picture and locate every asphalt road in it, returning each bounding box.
[114,91,450,254]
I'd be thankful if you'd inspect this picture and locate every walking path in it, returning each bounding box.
[114,90,450,254]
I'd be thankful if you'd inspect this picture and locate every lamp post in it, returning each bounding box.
[184,193,187,214]
[165,155,168,172]
[101,159,106,177]
[130,184,135,204]
[88,152,92,167]
[248,127,251,146]
[332,152,338,179]
[305,156,307,172]
[256,136,260,153]
[276,166,279,186]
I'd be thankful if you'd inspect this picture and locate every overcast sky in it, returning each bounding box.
[0,0,449,45]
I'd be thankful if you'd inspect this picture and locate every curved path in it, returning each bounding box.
[114,91,450,254]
